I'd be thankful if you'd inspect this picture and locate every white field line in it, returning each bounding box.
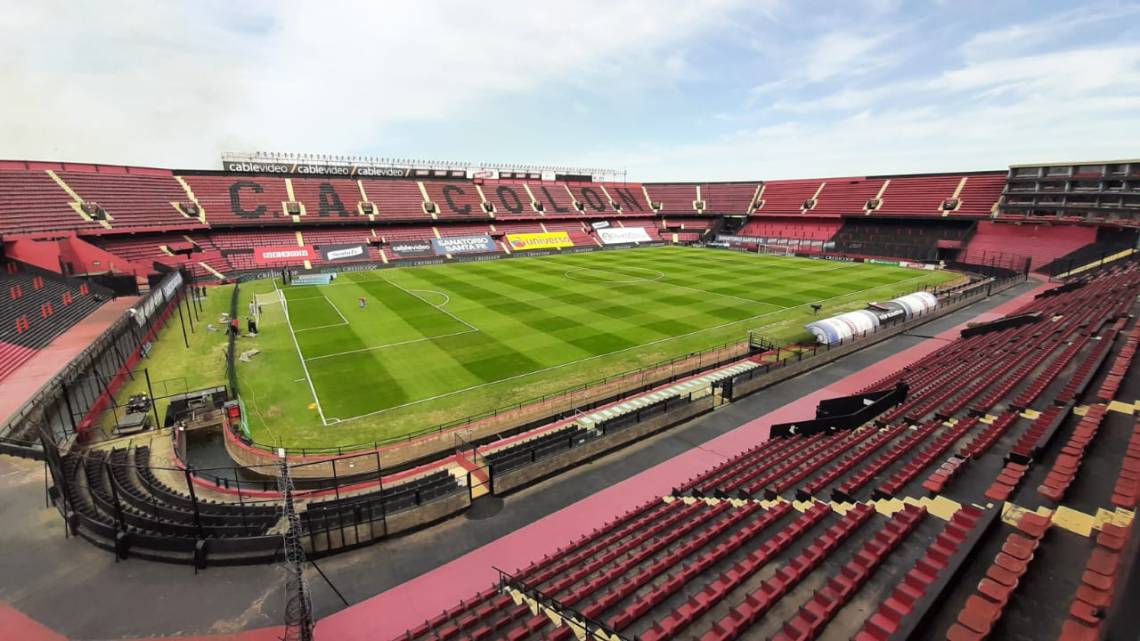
[275,278,328,426]
[292,295,350,332]
[407,289,451,307]
[304,329,479,362]
[327,271,937,425]
[325,294,349,323]
[382,277,481,332]
[659,279,790,309]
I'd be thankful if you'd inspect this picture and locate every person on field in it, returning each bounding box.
[359,296,367,310]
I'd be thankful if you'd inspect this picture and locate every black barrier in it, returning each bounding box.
[485,393,697,478]
[960,312,1042,338]
[0,270,193,455]
[770,383,907,438]
[1036,280,1087,299]
[226,283,240,397]
[40,427,468,565]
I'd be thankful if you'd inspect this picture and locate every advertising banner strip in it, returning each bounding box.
[431,234,497,255]
[320,243,369,262]
[505,231,574,251]
[254,246,315,264]
[591,221,611,230]
[388,240,434,257]
[597,227,652,245]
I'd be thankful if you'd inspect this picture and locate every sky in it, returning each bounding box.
[2,0,1138,180]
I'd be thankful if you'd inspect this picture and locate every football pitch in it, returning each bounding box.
[239,246,955,448]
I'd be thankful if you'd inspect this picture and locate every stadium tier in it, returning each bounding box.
[2,157,1140,641]
[0,261,109,382]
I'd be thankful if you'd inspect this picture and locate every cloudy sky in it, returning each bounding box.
[2,0,1138,180]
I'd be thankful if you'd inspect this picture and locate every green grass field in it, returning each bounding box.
[226,246,954,448]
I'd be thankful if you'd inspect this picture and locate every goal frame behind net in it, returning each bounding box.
[753,243,795,257]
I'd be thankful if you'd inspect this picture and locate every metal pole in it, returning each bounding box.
[183,293,195,334]
[144,368,160,428]
[60,379,78,435]
[183,467,205,540]
[176,295,189,349]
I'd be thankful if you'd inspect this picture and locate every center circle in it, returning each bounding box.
[564,266,666,284]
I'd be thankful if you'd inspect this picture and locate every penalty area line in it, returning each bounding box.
[382,278,480,333]
[276,278,329,426]
[303,329,480,362]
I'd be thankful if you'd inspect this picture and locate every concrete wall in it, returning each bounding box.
[492,395,715,495]
[303,490,471,556]
[384,490,471,537]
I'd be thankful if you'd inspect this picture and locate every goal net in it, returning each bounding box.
[754,243,794,257]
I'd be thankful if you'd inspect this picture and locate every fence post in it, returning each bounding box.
[183,467,205,540]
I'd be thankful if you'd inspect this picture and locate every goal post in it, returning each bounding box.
[754,243,794,257]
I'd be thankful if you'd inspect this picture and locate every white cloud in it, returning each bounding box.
[0,0,762,168]
[574,40,1140,180]
[961,5,1140,61]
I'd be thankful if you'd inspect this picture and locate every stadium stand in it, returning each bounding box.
[832,219,975,263]
[813,177,886,217]
[56,170,203,231]
[291,178,369,220]
[644,183,699,215]
[954,172,1008,217]
[389,258,1140,641]
[0,168,103,235]
[423,181,490,219]
[565,184,618,216]
[875,174,968,216]
[479,182,538,217]
[966,221,1097,271]
[0,262,108,382]
[180,174,294,225]
[526,181,579,215]
[1037,226,1139,276]
[754,179,825,216]
[736,218,841,239]
[602,183,655,215]
[58,444,464,563]
[701,182,760,215]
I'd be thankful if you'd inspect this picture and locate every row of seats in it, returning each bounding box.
[0,263,107,382]
[483,426,587,474]
[1058,521,1134,640]
[1037,405,1107,501]
[965,221,1097,271]
[0,165,1016,238]
[389,260,1140,641]
[853,506,987,641]
[945,512,1051,641]
[1111,417,1140,509]
[749,172,1005,218]
[59,445,463,563]
[643,183,760,215]
[178,176,659,226]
